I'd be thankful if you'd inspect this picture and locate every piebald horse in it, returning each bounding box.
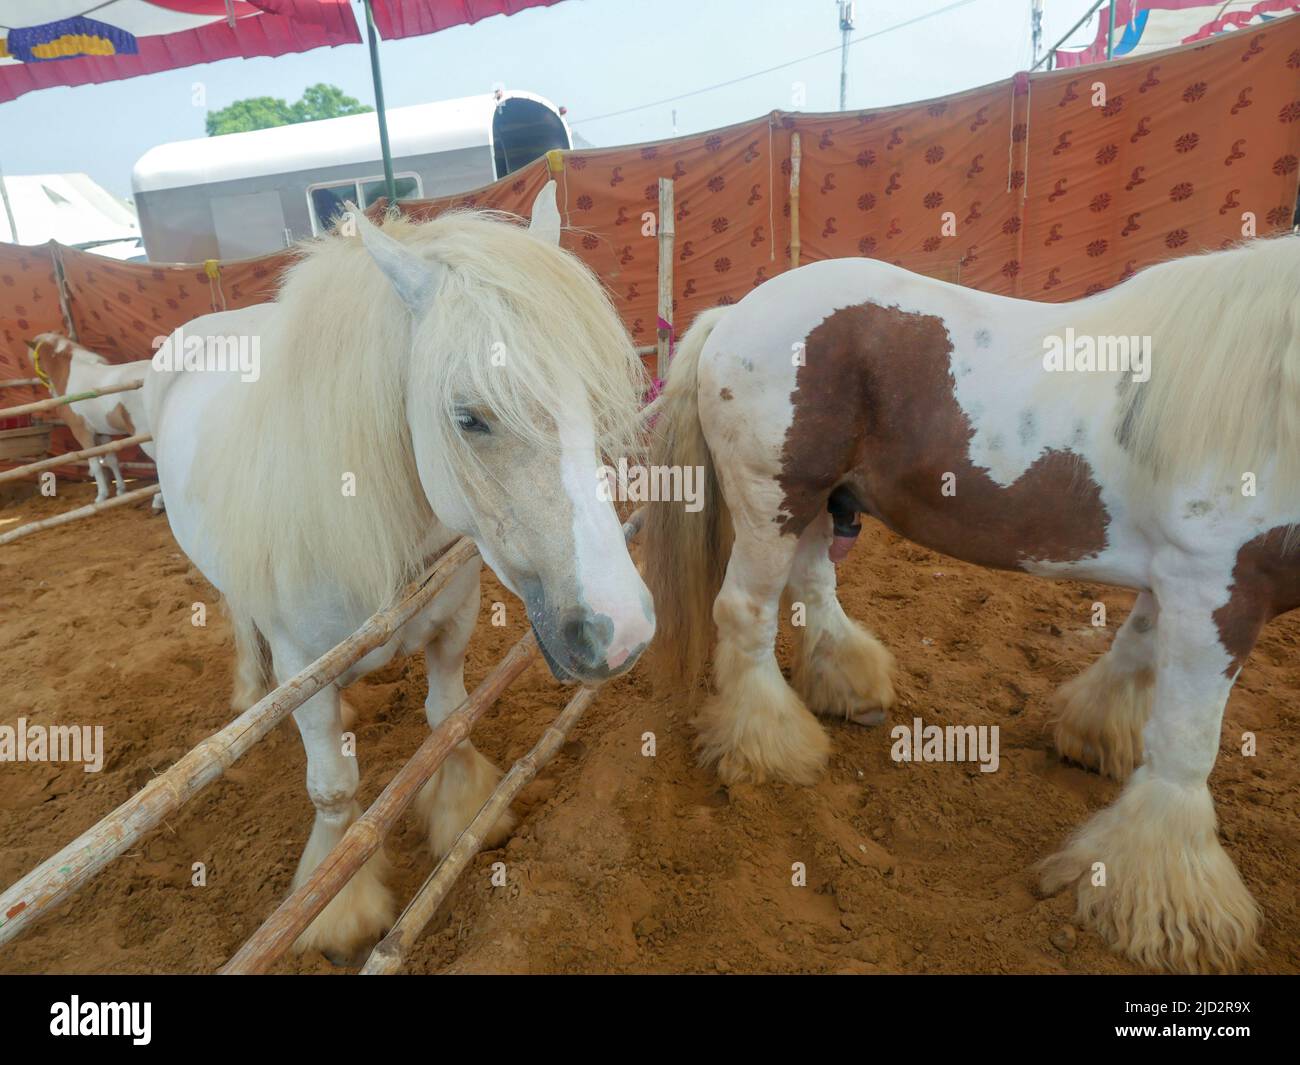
[26,334,159,508]
[643,235,1300,973]
[145,185,655,963]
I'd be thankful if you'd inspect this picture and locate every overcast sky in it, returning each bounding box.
[2,0,1105,199]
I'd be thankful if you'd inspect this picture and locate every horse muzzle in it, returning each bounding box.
[527,601,653,684]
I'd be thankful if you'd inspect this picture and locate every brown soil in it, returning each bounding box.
[1,481,1296,974]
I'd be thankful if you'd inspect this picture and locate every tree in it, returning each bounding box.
[206,83,372,136]
[204,96,294,136]
[290,84,372,124]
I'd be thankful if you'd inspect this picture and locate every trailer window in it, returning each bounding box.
[307,173,423,235]
[492,98,570,178]
[309,184,353,232]
[361,175,419,207]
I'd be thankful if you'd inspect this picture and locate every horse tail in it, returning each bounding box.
[641,307,733,693]
[228,604,273,711]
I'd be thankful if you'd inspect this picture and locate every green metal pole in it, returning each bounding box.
[363,0,397,209]
[1106,0,1116,60]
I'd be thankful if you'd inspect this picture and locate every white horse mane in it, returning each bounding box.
[1081,234,1300,507]
[198,209,646,617]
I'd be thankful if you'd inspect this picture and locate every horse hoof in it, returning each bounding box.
[418,744,518,858]
[1050,660,1151,782]
[290,841,395,963]
[321,945,376,968]
[794,623,896,726]
[694,661,830,786]
[1039,769,1261,972]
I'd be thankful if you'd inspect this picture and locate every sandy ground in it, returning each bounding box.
[1,480,1296,975]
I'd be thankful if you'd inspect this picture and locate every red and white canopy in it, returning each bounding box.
[0,2,358,103]
[0,1,565,103]
[369,0,564,39]
[1054,0,1300,67]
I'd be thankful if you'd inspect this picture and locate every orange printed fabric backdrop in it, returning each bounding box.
[0,243,65,428]
[57,248,292,363]
[402,13,1300,342]
[0,247,293,473]
[3,14,1300,474]
[1018,31,1300,295]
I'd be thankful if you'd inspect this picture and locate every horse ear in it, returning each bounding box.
[353,205,440,314]
[528,180,562,246]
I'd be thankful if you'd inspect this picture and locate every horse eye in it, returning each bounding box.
[455,409,489,433]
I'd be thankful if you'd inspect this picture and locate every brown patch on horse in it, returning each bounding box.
[105,402,135,435]
[776,302,1109,571]
[1212,526,1300,675]
[719,387,734,401]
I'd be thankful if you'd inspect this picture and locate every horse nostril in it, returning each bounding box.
[560,609,610,670]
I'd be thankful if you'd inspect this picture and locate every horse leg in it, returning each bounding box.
[274,639,394,963]
[696,517,830,785]
[787,511,895,726]
[1051,591,1157,780]
[1040,574,1261,972]
[88,455,110,503]
[414,565,517,857]
[103,447,127,496]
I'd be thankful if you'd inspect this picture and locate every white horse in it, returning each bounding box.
[26,333,160,508]
[643,235,1300,973]
[145,185,656,963]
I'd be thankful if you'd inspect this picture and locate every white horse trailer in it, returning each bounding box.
[131,91,571,262]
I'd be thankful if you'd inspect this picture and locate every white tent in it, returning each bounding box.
[0,171,143,259]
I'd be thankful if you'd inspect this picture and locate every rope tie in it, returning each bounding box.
[29,340,54,395]
[204,259,227,312]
